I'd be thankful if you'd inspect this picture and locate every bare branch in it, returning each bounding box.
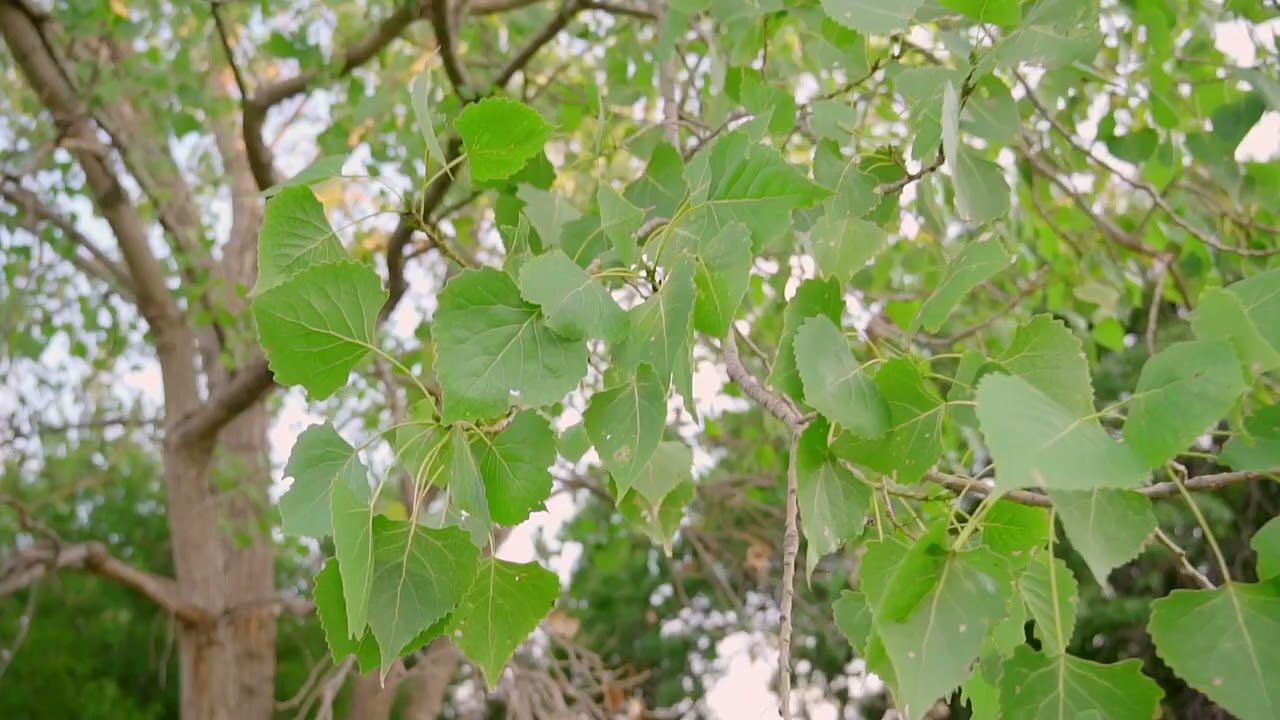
[0,177,136,297]
[494,0,583,88]
[0,3,189,346]
[1016,71,1280,258]
[0,541,211,624]
[171,357,273,446]
[430,0,472,97]
[210,2,251,101]
[722,329,807,434]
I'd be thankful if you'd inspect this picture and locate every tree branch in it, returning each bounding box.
[430,0,472,97]
[0,541,212,625]
[0,2,190,349]
[0,177,136,297]
[777,433,800,720]
[1016,71,1280,258]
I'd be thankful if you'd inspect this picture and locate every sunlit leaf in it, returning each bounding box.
[450,559,559,687]
[455,98,550,183]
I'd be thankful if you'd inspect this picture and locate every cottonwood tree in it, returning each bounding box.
[3,0,1280,718]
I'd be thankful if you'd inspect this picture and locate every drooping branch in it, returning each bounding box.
[0,177,136,298]
[0,1,192,371]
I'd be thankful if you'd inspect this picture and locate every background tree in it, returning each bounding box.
[3,0,1280,719]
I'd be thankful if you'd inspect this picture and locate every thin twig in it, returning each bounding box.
[1145,256,1170,356]
[210,3,250,101]
[1152,528,1215,590]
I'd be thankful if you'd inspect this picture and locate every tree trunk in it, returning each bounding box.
[163,402,276,720]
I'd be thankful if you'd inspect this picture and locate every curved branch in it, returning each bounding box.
[0,542,212,625]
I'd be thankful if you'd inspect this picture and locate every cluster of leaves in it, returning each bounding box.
[248,0,1280,716]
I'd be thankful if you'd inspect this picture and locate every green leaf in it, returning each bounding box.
[254,186,350,294]
[517,185,582,250]
[796,418,871,577]
[1225,268,1280,359]
[450,559,559,687]
[624,142,686,220]
[631,441,694,506]
[446,425,491,547]
[517,249,625,341]
[332,474,376,638]
[253,260,387,400]
[981,500,1050,556]
[1191,288,1280,376]
[280,423,370,538]
[941,0,1019,27]
[1050,488,1156,584]
[820,0,924,34]
[1252,517,1280,580]
[794,315,890,438]
[583,365,668,499]
[976,374,1149,494]
[314,558,362,661]
[557,422,590,463]
[877,547,1014,720]
[953,148,1012,224]
[455,98,550,183]
[999,646,1163,720]
[1149,580,1280,720]
[262,155,347,199]
[598,184,644,264]
[912,238,1012,333]
[834,590,873,653]
[367,518,480,675]
[617,478,695,555]
[1018,554,1078,653]
[768,277,845,400]
[809,214,886,280]
[1124,340,1245,466]
[615,257,696,382]
[832,359,945,482]
[434,268,587,423]
[702,134,827,251]
[411,72,450,173]
[866,521,950,622]
[1000,315,1095,419]
[668,220,753,338]
[1223,404,1280,472]
[471,411,556,526]
[989,0,1101,70]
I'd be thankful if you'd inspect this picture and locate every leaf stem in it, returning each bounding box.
[1167,464,1232,583]
[951,490,997,551]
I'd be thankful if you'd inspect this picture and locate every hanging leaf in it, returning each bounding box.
[280,423,371,538]
[411,71,450,173]
[455,98,550,183]
[999,646,1163,719]
[1000,315,1096,419]
[832,358,945,482]
[819,0,924,34]
[366,518,480,674]
[518,249,626,342]
[630,441,694,506]
[768,277,846,400]
[598,184,645,264]
[1049,488,1156,584]
[977,374,1149,495]
[1124,340,1245,467]
[796,418,871,577]
[1149,581,1280,720]
[912,238,1013,333]
[1018,554,1078,653]
[808,213,886,281]
[434,268,587,423]
[1222,402,1280,471]
[614,257,697,382]
[794,315,890,438]
[253,260,387,400]
[450,559,559,687]
[1252,517,1280,580]
[470,411,557,526]
[667,221,753,338]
